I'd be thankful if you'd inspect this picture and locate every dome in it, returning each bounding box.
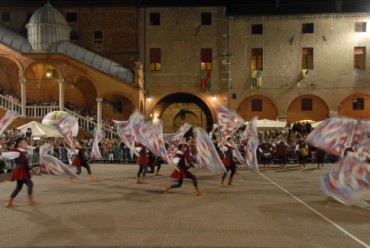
[28,3,68,26]
[26,2,70,52]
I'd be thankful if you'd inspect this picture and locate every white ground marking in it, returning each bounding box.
[258,171,370,248]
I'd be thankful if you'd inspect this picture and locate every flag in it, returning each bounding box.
[239,116,258,145]
[163,123,192,161]
[113,111,145,156]
[206,70,212,89]
[131,120,171,164]
[51,115,77,148]
[90,127,103,160]
[215,104,245,139]
[245,138,259,171]
[320,154,369,208]
[194,127,226,173]
[0,111,18,136]
[201,70,207,90]
[230,139,246,165]
[38,143,79,179]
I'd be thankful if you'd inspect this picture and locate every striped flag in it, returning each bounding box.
[320,154,369,208]
[90,127,103,160]
[240,116,258,145]
[163,123,192,161]
[114,111,145,156]
[215,104,244,139]
[0,111,18,135]
[194,127,226,173]
[39,143,79,179]
[131,120,171,164]
[51,115,77,148]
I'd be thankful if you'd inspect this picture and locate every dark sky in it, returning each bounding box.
[1,0,370,15]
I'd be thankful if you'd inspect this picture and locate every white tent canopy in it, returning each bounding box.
[254,119,286,129]
[17,121,62,138]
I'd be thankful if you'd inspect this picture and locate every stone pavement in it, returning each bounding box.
[0,163,369,248]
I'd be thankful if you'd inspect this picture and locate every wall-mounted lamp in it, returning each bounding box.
[45,70,52,78]
[211,93,216,101]
[147,96,152,102]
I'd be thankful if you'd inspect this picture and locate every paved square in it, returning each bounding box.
[0,163,369,248]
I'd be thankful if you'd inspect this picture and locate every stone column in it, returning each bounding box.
[58,78,64,111]
[96,98,103,130]
[20,77,26,117]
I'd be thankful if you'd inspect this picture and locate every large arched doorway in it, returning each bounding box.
[339,93,370,118]
[152,93,213,133]
[237,95,278,120]
[287,95,328,121]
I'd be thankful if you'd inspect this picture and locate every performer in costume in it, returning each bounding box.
[315,147,325,169]
[276,137,288,169]
[77,142,96,181]
[135,143,148,184]
[212,135,224,160]
[220,136,237,186]
[258,139,273,168]
[5,137,37,207]
[163,144,202,196]
[146,150,162,176]
[295,136,309,168]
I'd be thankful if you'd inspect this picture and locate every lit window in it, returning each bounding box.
[302,48,313,70]
[201,48,212,71]
[251,48,263,70]
[150,48,161,71]
[354,47,366,70]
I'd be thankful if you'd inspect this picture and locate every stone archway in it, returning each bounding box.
[237,95,278,120]
[0,55,23,95]
[152,93,213,133]
[339,93,370,119]
[287,95,328,121]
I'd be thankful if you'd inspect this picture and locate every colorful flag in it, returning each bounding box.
[38,143,79,179]
[90,127,103,160]
[320,154,369,208]
[51,115,77,148]
[206,70,212,89]
[0,111,18,136]
[215,104,245,139]
[201,70,207,90]
[306,117,370,158]
[131,120,171,164]
[163,123,192,161]
[113,111,145,156]
[230,139,246,165]
[194,127,226,173]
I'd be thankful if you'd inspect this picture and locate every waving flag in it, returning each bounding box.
[38,143,79,179]
[194,127,226,173]
[163,123,192,161]
[230,139,246,165]
[320,153,369,208]
[51,115,77,148]
[216,104,245,139]
[114,111,145,156]
[240,116,258,145]
[306,117,370,158]
[132,120,171,164]
[245,138,259,171]
[90,127,103,160]
[0,111,18,135]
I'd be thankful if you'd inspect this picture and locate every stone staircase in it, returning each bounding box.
[0,94,118,138]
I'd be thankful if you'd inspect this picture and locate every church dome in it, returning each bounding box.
[28,3,68,26]
[26,3,70,52]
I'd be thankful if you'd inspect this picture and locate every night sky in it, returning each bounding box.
[0,0,369,15]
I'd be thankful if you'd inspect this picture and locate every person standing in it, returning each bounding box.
[77,142,96,181]
[5,137,37,208]
[295,136,309,168]
[276,137,288,169]
[163,144,202,196]
[220,136,236,186]
[135,143,148,184]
